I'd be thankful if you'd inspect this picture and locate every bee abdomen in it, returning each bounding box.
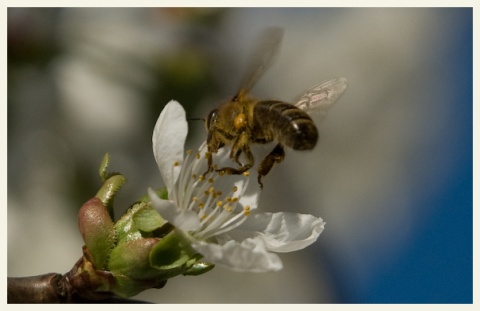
[254,101,318,150]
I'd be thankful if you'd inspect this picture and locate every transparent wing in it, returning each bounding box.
[293,78,347,116]
[237,27,284,95]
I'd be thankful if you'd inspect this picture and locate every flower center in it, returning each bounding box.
[172,143,252,240]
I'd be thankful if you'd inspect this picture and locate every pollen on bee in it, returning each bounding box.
[234,113,246,130]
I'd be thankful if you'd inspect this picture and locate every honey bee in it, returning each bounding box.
[204,27,347,188]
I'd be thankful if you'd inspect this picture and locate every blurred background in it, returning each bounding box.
[7,8,472,303]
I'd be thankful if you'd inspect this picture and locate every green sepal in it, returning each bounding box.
[149,230,195,270]
[77,197,116,270]
[182,262,215,276]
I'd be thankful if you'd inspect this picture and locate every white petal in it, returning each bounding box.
[148,188,201,231]
[152,100,188,190]
[241,212,325,253]
[192,238,283,272]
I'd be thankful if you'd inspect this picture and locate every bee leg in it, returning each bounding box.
[217,148,254,175]
[257,144,285,188]
[233,149,243,166]
[202,151,213,177]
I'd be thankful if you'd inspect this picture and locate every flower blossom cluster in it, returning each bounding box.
[149,100,325,272]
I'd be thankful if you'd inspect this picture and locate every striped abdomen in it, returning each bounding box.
[252,100,318,150]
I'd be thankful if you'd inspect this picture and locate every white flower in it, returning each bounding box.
[148,100,325,272]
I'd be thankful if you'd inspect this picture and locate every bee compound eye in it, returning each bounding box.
[206,109,218,129]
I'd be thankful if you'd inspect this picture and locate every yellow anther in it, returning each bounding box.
[208,178,214,183]
[216,191,222,196]
[201,214,207,220]
[198,202,204,209]
[205,152,211,159]
[243,171,250,177]
[232,197,238,202]
[216,201,223,207]
[173,161,179,167]
[192,197,198,202]
[196,153,201,159]
[232,186,238,192]
[226,197,232,202]
[245,205,251,211]
[192,174,197,179]
[244,210,251,216]
[186,149,192,155]
[198,175,205,181]
[209,187,215,193]
[225,205,233,212]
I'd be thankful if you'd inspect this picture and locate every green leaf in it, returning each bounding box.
[99,153,110,182]
[108,238,162,280]
[77,197,116,269]
[114,202,146,244]
[133,205,167,233]
[96,174,126,219]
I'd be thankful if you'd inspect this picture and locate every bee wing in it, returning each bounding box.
[293,78,347,116]
[237,27,284,95]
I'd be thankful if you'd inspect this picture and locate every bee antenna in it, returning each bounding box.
[188,117,205,122]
